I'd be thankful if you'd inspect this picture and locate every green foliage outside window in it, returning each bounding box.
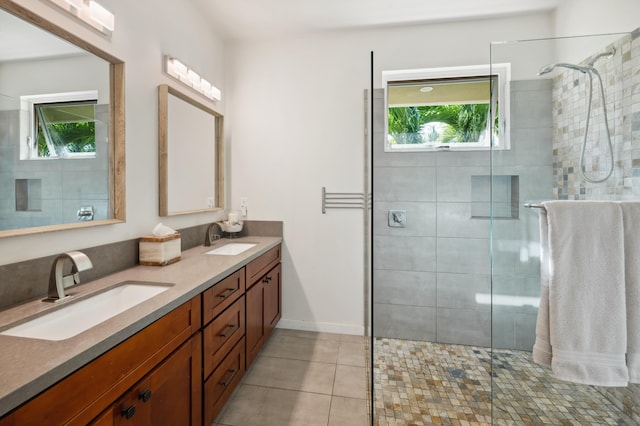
[388,104,497,145]
[35,102,96,158]
[36,122,96,157]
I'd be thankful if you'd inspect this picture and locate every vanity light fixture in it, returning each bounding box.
[47,0,115,36]
[165,56,222,102]
[88,1,115,31]
[62,0,83,9]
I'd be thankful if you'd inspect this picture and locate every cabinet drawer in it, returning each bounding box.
[13,296,201,426]
[203,268,245,325]
[203,295,245,379]
[204,337,245,425]
[246,244,281,287]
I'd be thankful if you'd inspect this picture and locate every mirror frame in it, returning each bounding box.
[0,0,126,238]
[158,84,224,216]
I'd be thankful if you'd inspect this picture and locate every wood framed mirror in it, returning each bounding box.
[158,84,224,216]
[0,0,125,238]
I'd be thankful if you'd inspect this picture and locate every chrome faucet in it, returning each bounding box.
[45,251,93,302]
[204,222,222,246]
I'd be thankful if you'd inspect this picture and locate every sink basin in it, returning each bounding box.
[205,243,256,256]
[0,281,173,341]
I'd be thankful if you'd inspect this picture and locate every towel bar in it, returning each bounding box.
[524,203,545,210]
[322,187,365,214]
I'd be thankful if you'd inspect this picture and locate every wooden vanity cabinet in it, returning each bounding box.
[246,246,282,368]
[0,243,283,426]
[9,297,201,426]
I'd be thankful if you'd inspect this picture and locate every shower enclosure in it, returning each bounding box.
[370,29,639,425]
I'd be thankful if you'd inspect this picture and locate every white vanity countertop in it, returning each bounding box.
[0,236,282,417]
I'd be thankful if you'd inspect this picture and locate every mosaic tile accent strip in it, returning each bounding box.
[551,30,640,200]
[373,338,635,425]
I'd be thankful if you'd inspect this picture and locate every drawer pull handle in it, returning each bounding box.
[218,288,237,299]
[219,369,238,387]
[263,276,272,284]
[122,405,136,419]
[139,389,152,402]
[218,324,237,338]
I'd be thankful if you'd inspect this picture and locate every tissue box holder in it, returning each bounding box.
[139,233,181,266]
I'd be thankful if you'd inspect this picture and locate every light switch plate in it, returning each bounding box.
[388,210,406,227]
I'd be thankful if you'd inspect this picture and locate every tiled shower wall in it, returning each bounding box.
[552,29,640,200]
[0,105,109,230]
[372,80,553,350]
[550,30,640,423]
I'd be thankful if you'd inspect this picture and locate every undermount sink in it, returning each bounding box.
[205,242,256,256]
[0,281,173,341]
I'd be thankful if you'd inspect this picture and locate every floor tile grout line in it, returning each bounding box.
[237,382,368,400]
[255,353,366,368]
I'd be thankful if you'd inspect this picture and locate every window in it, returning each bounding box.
[383,64,510,151]
[20,91,98,159]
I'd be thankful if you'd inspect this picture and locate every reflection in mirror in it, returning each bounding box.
[0,1,125,237]
[158,84,224,216]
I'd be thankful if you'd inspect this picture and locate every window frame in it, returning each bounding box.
[382,63,511,152]
[20,90,99,160]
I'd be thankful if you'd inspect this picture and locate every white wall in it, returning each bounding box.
[0,0,227,265]
[554,0,640,37]
[552,0,640,64]
[226,13,554,334]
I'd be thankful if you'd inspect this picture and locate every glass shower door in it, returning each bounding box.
[490,31,639,424]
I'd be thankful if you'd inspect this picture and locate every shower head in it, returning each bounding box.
[537,62,592,76]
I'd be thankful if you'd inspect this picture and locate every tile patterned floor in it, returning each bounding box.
[373,338,635,425]
[213,332,635,425]
[214,329,369,426]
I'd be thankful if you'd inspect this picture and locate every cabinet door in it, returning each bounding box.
[245,280,265,368]
[112,378,152,426]
[263,263,281,333]
[148,333,202,426]
[92,334,202,426]
[246,263,282,368]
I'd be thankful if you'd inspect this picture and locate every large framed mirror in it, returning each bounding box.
[158,84,224,216]
[0,0,125,238]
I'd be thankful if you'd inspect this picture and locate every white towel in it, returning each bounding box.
[533,200,628,387]
[532,205,552,367]
[620,202,640,384]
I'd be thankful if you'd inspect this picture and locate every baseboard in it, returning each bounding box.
[277,318,364,336]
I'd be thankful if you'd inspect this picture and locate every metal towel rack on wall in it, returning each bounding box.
[322,187,366,214]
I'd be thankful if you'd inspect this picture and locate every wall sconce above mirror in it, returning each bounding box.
[158,84,224,216]
[0,0,125,238]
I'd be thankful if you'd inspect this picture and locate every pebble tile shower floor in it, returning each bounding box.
[373,338,634,425]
